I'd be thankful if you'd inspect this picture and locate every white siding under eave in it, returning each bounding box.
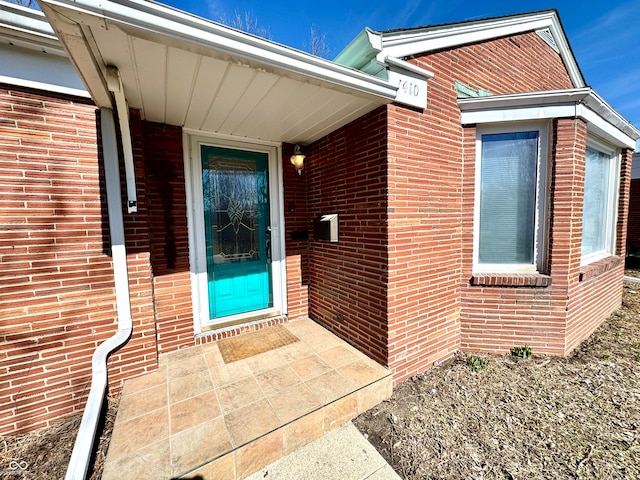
[0,42,88,96]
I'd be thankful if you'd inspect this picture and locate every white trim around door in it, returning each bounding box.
[183,131,287,334]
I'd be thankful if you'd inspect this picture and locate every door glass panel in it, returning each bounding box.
[210,158,260,263]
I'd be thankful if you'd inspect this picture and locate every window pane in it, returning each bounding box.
[581,147,611,256]
[479,132,538,264]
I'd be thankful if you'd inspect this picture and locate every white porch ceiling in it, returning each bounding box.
[39,0,397,145]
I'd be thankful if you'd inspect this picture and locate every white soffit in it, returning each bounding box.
[38,0,397,145]
[458,89,640,150]
[379,10,585,89]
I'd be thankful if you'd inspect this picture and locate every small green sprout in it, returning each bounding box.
[511,345,532,359]
[466,355,488,372]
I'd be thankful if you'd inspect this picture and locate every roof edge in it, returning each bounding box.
[39,0,398,102]
[379,10,585,89]
[0,0,63,53]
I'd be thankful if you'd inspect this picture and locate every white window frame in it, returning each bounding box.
[473,122,550,274]
[580,137,620,266]
[183,131,288,334]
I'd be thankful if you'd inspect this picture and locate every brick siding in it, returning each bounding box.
[137,117,193,354]
[282,143,311,320]
[461,118,586,354]
[307,30,630,382]
[386,99,463,382]
[388,31,575,375]
[565,147,632,353]
[2,27,632,434]
[0,88,119,435]
[307,108,390,365]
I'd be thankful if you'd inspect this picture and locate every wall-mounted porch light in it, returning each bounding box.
[290,145,306,175]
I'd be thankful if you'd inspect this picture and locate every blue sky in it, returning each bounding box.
[164,0,640,147]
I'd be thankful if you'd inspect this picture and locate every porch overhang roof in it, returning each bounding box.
[458,88,640,150]
[38,0,397,145]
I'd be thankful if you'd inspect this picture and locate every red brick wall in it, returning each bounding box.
[307,108,390,365]
[460,119,588,354]
[283,143,310,319]
[565,147,633,353]
[137,119,193,354]
[459,115,631,356]
[566,262,623,353]
[618,149,634,259]
[0,89,156,435]
[417,31,574,96]
[388,31,624,366]
[305,31,596,380]
[412,31,628,359]
[105,112,160,386]
[385,102,463,382]
[2,27,629,434]
[382,31,574,375]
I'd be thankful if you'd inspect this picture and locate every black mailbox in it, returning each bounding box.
[314,214,339,242]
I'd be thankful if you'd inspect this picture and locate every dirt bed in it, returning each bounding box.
[0,397,117,480]
[4,283,640,479]
[355,281,640,480]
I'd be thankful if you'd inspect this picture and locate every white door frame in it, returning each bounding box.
[183,130,287,334]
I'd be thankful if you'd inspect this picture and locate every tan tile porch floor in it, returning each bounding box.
[102,319,392,480]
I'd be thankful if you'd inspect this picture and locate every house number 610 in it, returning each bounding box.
[399,80,420,97]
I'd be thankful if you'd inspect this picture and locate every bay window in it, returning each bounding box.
[474,124,549,273]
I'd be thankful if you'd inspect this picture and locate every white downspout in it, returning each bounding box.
[106,66,137,213]
[65,107,133,480]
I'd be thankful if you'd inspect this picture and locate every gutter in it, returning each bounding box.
[333,27,382,72]
[65,107,133,480]
[384,55,434,79]
[0,0,61,51]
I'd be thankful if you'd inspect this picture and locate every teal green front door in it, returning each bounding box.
[201,145,273,319]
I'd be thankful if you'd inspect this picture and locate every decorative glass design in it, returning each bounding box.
[202,149,269,264]
[208,159,260,262]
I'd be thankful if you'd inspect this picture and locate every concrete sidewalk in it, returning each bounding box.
[245,422,401,480]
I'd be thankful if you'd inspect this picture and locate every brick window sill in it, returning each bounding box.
[470,273,552,288]
[579,256,622,282]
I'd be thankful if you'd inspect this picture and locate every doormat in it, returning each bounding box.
[218,325,299,363]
